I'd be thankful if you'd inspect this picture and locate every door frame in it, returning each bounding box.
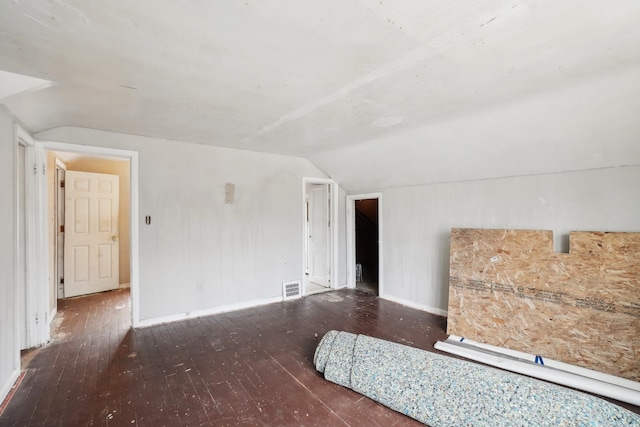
[346,193,383,296]
[306,183,331,287]
[35,140,141,328]
[301,177,338,295]
[54,159,66,300]
[15,125,44,350]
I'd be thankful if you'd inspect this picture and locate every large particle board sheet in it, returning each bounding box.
[447,228,640,381]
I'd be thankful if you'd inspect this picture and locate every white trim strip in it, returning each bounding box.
[446,335,640,392]
[434,340,640,406]
[0,369,20,407]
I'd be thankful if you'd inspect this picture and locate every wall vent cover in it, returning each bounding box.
[282,280,302,300]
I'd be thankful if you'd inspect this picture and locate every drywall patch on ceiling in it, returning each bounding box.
[372,116,403,128]
[240,46,433,145]
[0,69,51,103]
[14,0,88,32]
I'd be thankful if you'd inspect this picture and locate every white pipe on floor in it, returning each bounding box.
[446,335,640,392]
[434,340,640,406]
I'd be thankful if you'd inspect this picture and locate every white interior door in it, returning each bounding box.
[308,184,330,287]
[64,171,119,298]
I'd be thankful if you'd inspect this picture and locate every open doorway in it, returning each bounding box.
[40,141,139,338]
[354,199,379,294]
[347,193,382,296]
[17,139,139,351]
[302,178,337,296]
[48,150,132,312]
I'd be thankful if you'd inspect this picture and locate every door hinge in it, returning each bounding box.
[35,314,39,324]
[60,225,65,233]
[60,180,65,188]
[33,164,38,174]
[60,277,64,284]
[42,164,46,175]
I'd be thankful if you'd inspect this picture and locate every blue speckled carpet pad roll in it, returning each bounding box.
[314,331,640,427]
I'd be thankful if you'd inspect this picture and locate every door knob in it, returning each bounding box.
[112,235,118,242]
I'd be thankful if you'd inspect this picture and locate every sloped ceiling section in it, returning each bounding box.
[1,1,640,191]
[0,69,50,102]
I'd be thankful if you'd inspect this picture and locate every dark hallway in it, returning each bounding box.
[355,199,379,295]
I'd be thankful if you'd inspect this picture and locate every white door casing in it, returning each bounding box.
[55,165,66,299]
[16,126,48,349]
[64,171,119,297]
[308,184,330,287]
[16,141,27,349]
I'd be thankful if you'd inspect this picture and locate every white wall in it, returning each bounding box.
[35,127,328,322]
[0,107,19,403]
[381,166,640,315]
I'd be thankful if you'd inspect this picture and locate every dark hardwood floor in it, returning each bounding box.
[1,288,638,426]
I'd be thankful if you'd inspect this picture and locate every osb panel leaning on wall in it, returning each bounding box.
[447,228,640,381]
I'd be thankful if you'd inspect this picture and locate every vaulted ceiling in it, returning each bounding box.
[2,1,640,191]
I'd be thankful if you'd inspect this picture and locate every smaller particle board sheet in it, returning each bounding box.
[447,228,640,381]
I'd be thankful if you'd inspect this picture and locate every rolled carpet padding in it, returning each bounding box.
[314,331,640,426]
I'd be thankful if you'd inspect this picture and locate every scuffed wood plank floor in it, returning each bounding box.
[1,288,637,426]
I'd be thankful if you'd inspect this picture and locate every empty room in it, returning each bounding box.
[1,1,639,426]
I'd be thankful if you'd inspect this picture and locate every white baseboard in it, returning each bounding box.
[136,295,284,328]
[0,368,20,408]
[381,294,448,317]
